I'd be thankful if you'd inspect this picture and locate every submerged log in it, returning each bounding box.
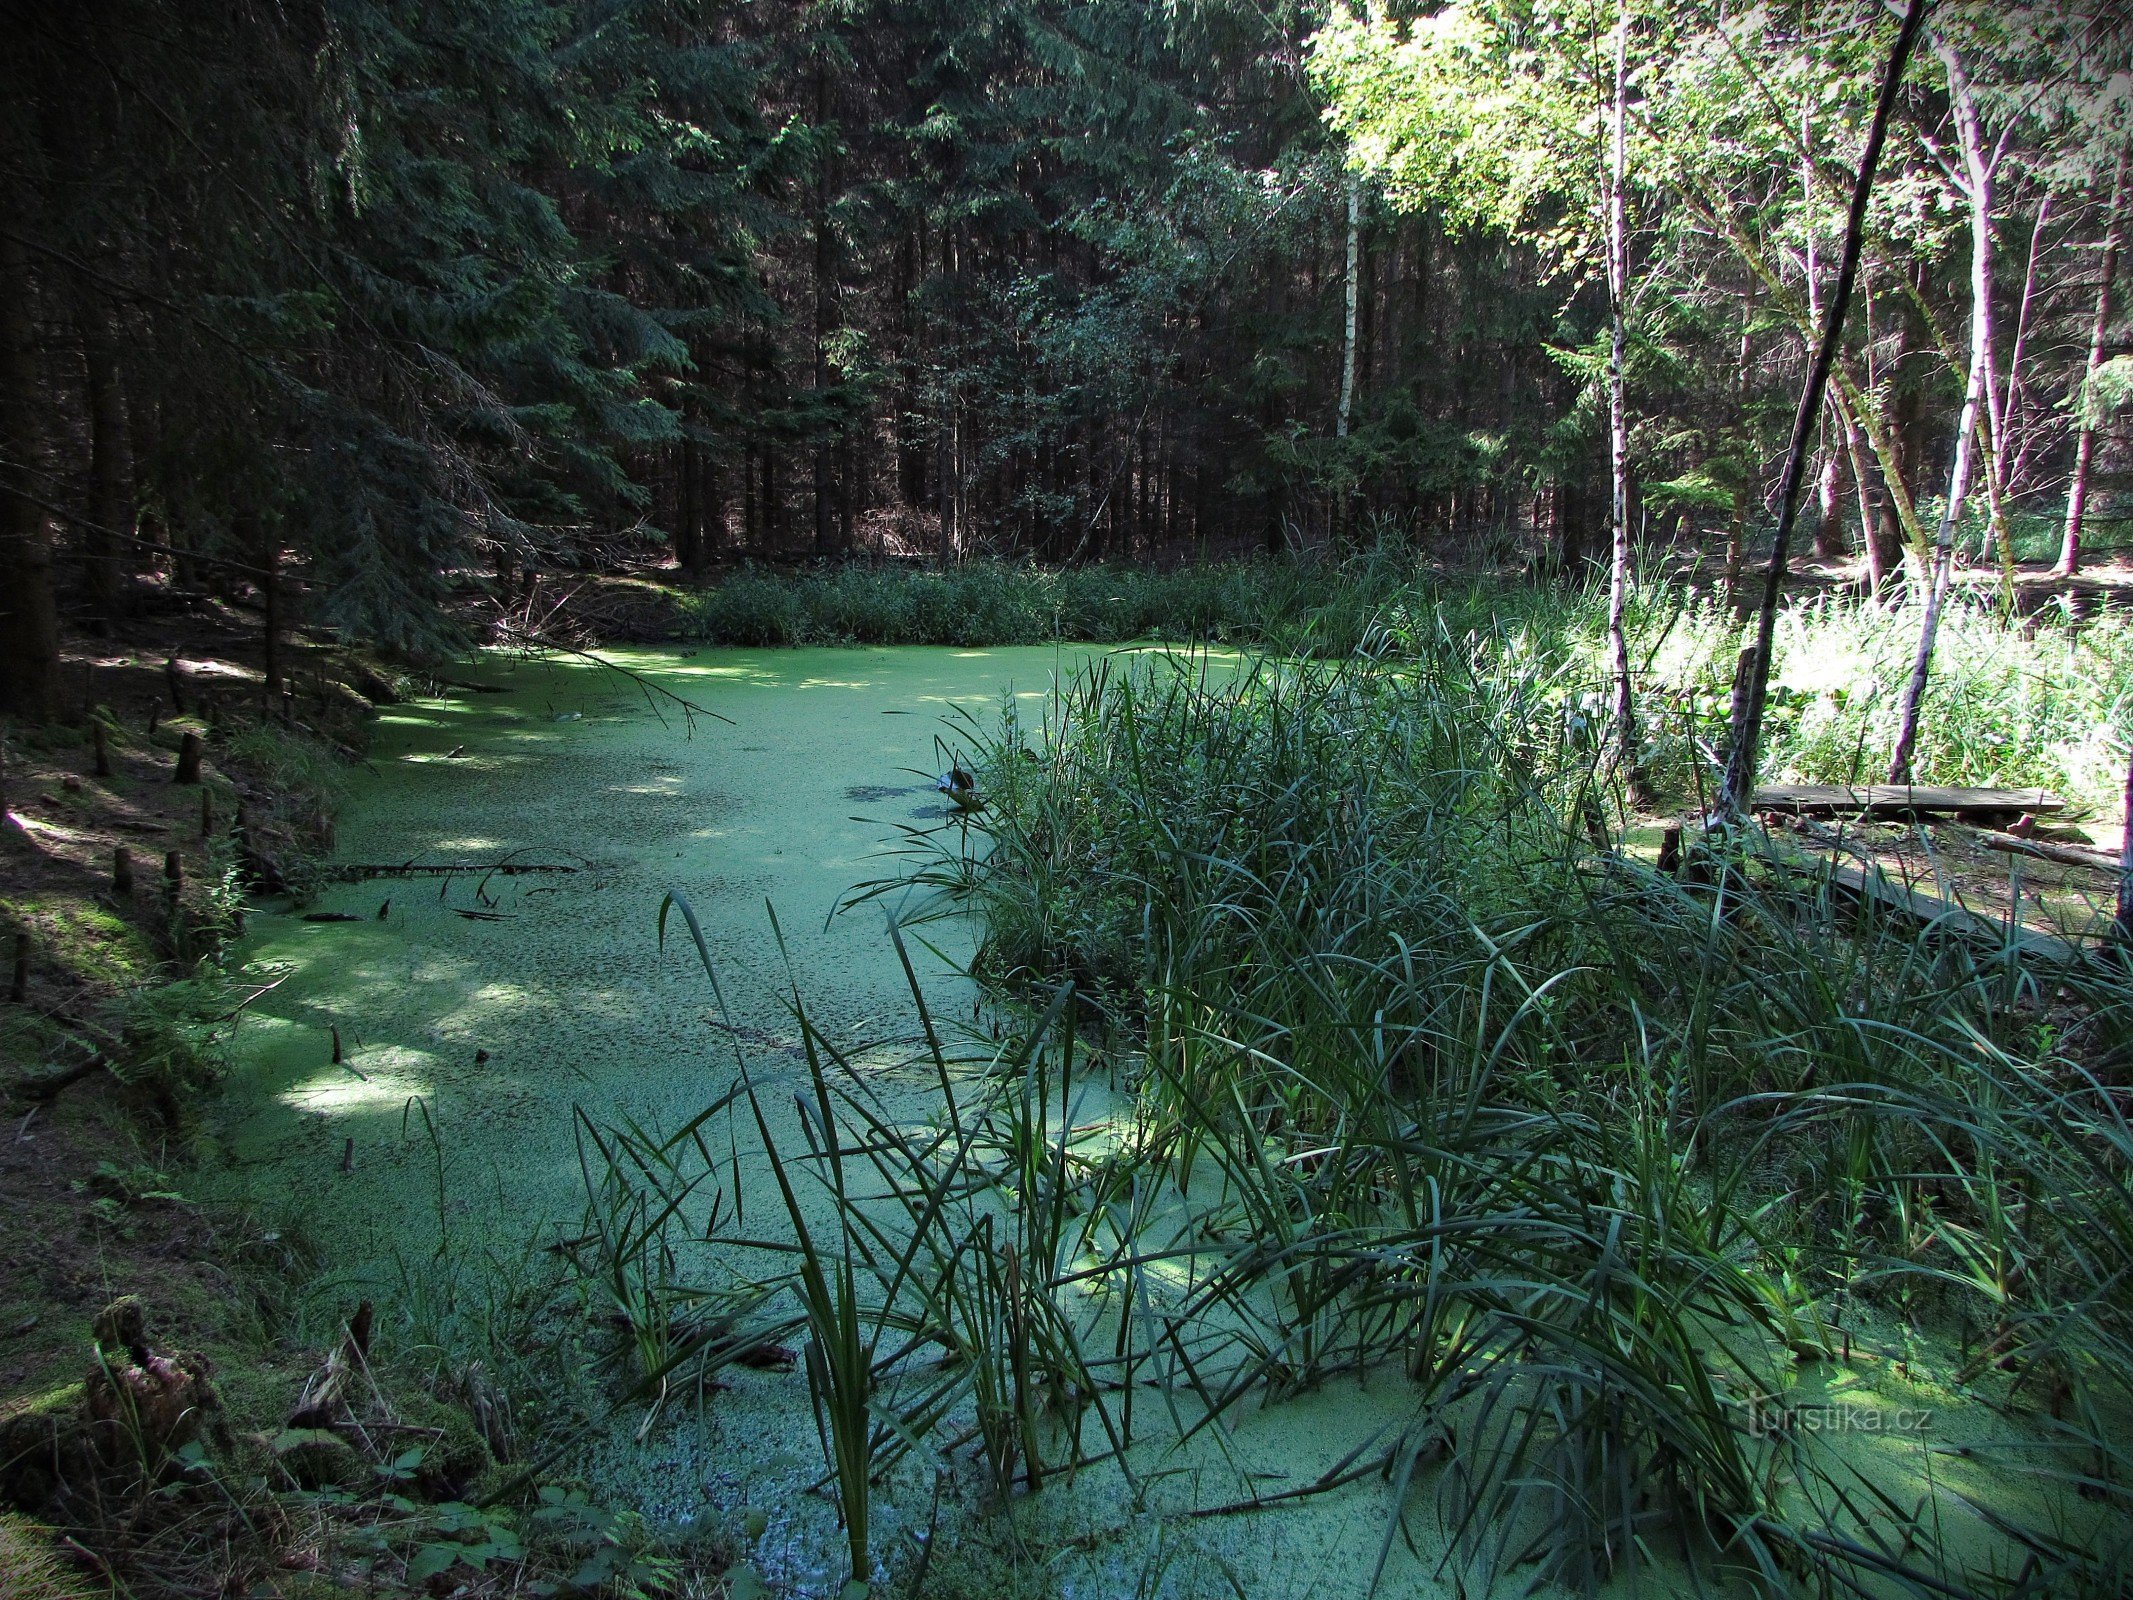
[1817,860,2079,963]
[321,861,583,881]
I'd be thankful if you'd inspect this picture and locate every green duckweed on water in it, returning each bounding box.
[207,644,2119,1600]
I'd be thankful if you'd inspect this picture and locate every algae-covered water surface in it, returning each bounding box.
[212,645,2104,1600]
[218,646,1058,1227]
[213,644,1403,1595]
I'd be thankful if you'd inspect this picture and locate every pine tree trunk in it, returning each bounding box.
[79,298,130,620]
[0,225,63,721]
[1723,492,1746,600]
[1811,447,1846,560]
[700,456,721,572]
[1836,391,1893,592]
[260,533,282,697]
[812,53,838,562]
[677,432,700,573]
[1337,174,1360,545]
[2059,146,2126,577]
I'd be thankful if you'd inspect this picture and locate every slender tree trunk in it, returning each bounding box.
[2000,191,2049,497]
[1890,43,1994,785]
[742,444,758,553]
[78,298,130,620]
[812,52,837,561]
[1723,492,1747,599]
[1833,390,1892,592]
[1811,444,1847,561]
[0,225,63,721]
[259,529,282,697]
[1934,44,2016,595]
[1722,279,1756,601]
[1801,98,1847,567]
[2117,740,2133,951]
[702,456,722,570]
[677,431,700,573]
[2060,146,2126,577]
[1603,0,1641,802]
[1720,0,1925,819]
[1337,173,1361,545]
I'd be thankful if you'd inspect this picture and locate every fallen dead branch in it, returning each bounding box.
[322,861,585,882]
[1973,830,2120,873]
[484,579,733,730]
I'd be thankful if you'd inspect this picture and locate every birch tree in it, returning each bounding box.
[1314,0,1655,785]
[2060,147,2127,577]
[1602,0,1641,799]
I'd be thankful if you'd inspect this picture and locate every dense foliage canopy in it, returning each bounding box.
[1,0,2128,711]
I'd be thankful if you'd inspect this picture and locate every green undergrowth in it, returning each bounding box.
[669,555,2131,812]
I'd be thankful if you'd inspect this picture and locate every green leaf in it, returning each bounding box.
[405,1543,462,1584]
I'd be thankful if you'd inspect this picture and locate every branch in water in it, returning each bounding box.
[481,580,734,730]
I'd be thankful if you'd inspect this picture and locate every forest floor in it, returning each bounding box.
[0,608,619,1599]
[0,603,360,1595]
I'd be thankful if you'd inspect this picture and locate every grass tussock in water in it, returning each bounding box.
[776,631,2133,1596]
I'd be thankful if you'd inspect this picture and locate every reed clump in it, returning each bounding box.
[809,627,2133,1595]
[586,592,2130,1596]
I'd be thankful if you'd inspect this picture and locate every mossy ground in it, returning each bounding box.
[0,611,577,1596]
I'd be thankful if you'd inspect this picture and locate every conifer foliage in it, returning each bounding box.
[1,1,2128,708]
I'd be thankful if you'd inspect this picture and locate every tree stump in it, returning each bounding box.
[112,846,135,897]
[1657,824,1682,878]
[173,731,202,785]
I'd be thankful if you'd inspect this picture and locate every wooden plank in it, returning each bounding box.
[1753,783,2064,819]
[1820,860,2081,964]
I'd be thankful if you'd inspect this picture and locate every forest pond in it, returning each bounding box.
[213,645,1420,1595]
[209,644,2089,1600]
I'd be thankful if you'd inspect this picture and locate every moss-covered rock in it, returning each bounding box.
[391,1388,498,1502]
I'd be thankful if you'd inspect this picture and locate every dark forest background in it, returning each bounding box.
[1,0,2126,715]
